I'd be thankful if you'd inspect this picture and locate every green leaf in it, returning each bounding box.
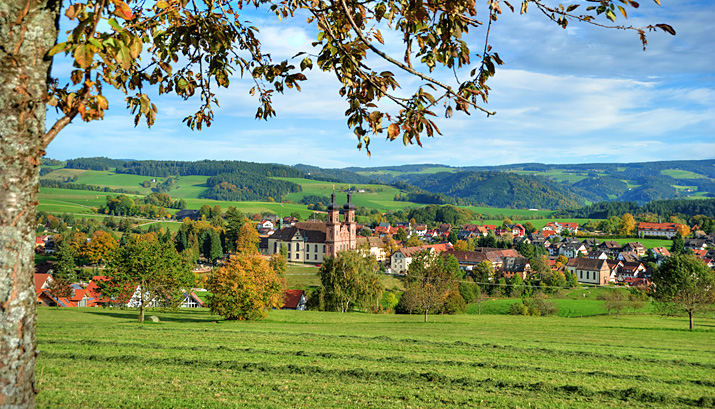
[108,18,122,32]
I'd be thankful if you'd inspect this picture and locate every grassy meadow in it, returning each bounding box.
[36,308,715,408]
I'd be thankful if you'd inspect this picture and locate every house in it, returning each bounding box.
[650,247,671,265]
[600,241,622,258]
[621,242,646,257]
[175,209,200,221]
[180,292,205,308]
[257,219,274,230]
[637,222,682,238]
[35,273,54,306]
[37,289,76,308]
[282,216,298,226]
[684,239,708,251]
[565,258,611,286]
[391,246,435,274]
[504,224,526,238]
[261,194,357,264]
[413,224,427,237]
[582,238,600,250]
[586,250,608,259]
[559,242,587,258]
[282,290,307,310]
[442,250,489,274]
[617,252,640,263]
[500,256,530,280]
[617,262,646,282]
[391,243,452,274]
[606,259,624,282]
[394,222,411,235]
[356,236,388,262]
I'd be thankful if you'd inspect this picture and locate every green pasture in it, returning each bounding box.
[578,237,672,250]
[479,218,597,230]
[661,169,706,179]
[465,206,554,218]
[276,177,418,211]
[356,166,457,177]
[36,308,715,408]
[509,169,588,184]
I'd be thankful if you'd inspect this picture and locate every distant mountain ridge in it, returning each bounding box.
[48,157,714,210]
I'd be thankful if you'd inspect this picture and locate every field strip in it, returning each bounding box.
[40,350,709,407]
[107,326,715,369]
[38,338,715,388]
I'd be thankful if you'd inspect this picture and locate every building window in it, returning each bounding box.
[274,242,277,252]
[288,243,291,251]
[296,243,300,251]
[287,253,291,260]
[314,254,317,261]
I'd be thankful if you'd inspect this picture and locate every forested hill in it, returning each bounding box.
[406,171,584,209]
[554,198,715,219]
[116,160,304,178]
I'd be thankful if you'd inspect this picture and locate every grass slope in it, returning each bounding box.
[36,308,715,408]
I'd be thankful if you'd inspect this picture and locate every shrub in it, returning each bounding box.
[442,292,466,315]
[509,297,559,316]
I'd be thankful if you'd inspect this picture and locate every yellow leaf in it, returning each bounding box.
[73,44,94,69]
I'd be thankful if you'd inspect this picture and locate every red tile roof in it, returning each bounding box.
[637,222,680,231]
[282,290,304,309]
[34,274,52,295]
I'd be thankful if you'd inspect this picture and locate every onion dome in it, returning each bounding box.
[327,193,339,211]
[343,193,356,211]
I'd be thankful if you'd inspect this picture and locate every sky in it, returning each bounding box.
[45,0,715,169]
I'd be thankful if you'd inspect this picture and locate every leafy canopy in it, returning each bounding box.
[207,253,286,320]
[45,0,674,153]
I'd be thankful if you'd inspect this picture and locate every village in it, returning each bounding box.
[31,192,715,312]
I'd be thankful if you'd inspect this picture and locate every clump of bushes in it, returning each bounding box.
[509,297,558,316]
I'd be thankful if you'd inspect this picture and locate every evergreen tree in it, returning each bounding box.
[671,232,685,255]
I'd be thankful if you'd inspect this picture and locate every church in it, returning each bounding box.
[260,193,357,264]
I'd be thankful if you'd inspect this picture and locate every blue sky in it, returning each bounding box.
[46,0,715,168]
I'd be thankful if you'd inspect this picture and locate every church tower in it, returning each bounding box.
[326,193,340,256]
[343,193,357,250]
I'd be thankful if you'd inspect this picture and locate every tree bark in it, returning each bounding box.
[689,310,693,331]
[1,0,60,406]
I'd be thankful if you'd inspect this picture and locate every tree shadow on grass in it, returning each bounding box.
[82,308,213,323]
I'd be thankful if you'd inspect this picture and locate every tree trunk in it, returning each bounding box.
[139,305,145,322]
[689,311,693,330]
[424,308,428,322]
[1,0,61,406]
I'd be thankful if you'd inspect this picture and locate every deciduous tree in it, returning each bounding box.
[100,237,194,322]
[652,252,715,330]
[81,230,118,264]
[318,249,383,312]
[405,251,456,322]
[618,213,636,236]
[207,253,285,320]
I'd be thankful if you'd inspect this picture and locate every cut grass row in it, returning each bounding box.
[36,308,715,408]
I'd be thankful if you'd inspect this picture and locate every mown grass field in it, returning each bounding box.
[36,308,715,408]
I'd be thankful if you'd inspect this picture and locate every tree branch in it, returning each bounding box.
[337,0,495,116]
